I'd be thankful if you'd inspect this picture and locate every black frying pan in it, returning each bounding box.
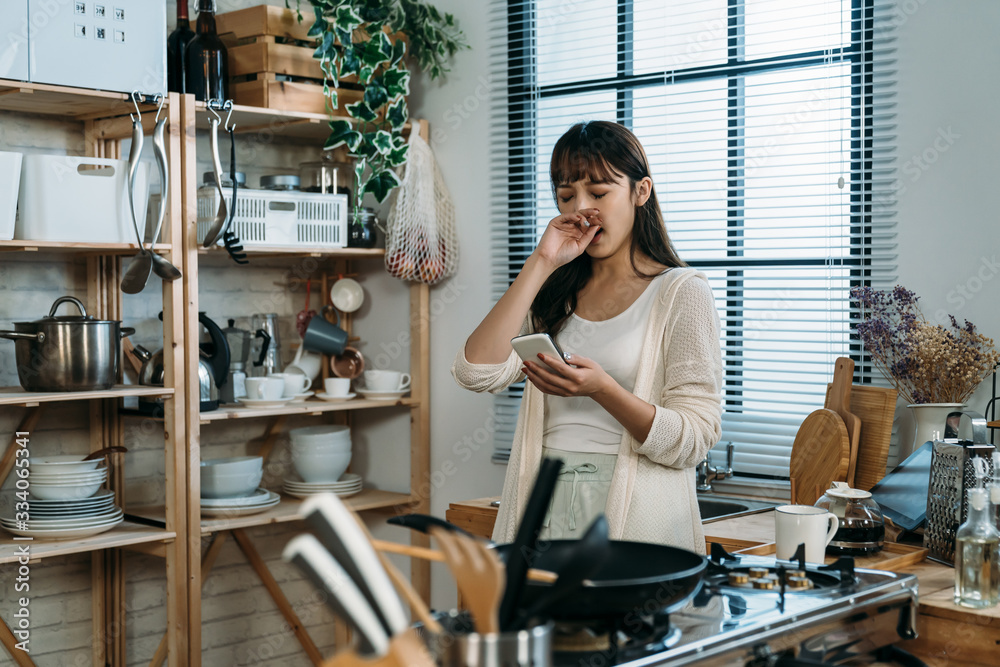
[494,540,707,621]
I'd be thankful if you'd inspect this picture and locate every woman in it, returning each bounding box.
[451,121,722,553]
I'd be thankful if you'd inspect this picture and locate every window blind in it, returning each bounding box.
[487,0,898,475]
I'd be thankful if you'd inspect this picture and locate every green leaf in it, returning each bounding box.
[307,14,327,38]
[333,5,363,32]
[358,65,375,85]
[360,34,392,69]
[335,27,352,46]
[363,80,388,110]
[322,83,339,110]
[370,130,393,155]
[390,38,406,66]
[324,119,362,153]
[354,157,367,194]
[365,169,401,203]
[386,142,409,168]
[339,46,361,77]
[382,67,410,98]
[346,99,378,123]
[355,139,379,160]
[312,31,333,60]
[386,98,408,131]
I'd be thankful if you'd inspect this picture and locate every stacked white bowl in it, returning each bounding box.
[288,425,352,483]
[28,456,108,500]
[201,456,264,499]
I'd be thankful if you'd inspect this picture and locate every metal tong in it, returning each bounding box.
[149,96,181,281]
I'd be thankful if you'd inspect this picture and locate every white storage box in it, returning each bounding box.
[196,187,348,248]
[0,1,28,81]
[0,151,22,240]
[16,155,149,243]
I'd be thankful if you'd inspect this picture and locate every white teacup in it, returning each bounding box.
[324,377,351,397]
[287,345,323,381]
[774,505,839,563]
[363,370,410,392]
[245,376,285,401]
[271,372,311,397]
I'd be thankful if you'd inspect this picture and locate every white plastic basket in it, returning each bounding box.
[0,151,22,241]
[15,154,149,243]
[196,187,348,248]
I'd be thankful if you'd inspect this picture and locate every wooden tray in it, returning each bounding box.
[736,540,927,572]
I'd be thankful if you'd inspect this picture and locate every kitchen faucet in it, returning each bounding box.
[696,443,734,492]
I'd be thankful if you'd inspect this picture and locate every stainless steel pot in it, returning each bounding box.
[0,296,135,392]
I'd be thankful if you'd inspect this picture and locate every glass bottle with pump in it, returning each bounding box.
[954,486,1000,608]
[184,0,229,102]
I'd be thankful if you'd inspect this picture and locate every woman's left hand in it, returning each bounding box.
[522,353,613,397]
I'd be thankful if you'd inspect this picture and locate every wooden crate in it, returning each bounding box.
[216,4,315,43]
[231,78,363,116]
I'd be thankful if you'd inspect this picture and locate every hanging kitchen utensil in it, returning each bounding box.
[83,446,129,461]
[511,514,610,629]
[386,513,481,542]
[498,456,563,631]
[789,408,850,505]
[221,107,247,264]
[121,91,153,294]
[825,357,861,486]
[431,526,506,634]
[201,102,228,248]
[295,278,317,338]
[148,96,182,282]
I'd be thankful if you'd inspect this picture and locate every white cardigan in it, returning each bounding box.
[451,267,723,553]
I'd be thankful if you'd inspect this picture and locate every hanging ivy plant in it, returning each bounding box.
[290,0,466,207]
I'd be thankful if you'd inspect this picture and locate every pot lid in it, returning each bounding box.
[18,296,115,324]
[824,480,872,500]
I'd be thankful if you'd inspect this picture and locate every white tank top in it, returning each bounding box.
[543,272,667,454]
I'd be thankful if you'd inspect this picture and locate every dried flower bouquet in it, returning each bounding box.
[852,285,1000,404]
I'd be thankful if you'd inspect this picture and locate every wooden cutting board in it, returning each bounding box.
[825,357,862,486]
[789,408,850,505]
[824,384,898,491]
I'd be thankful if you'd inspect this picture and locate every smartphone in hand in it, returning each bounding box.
[511,333,572,371]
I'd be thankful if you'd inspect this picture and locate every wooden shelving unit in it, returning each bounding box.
[0,85,189,666]
[178,96,432,666]
[0,78,432,667]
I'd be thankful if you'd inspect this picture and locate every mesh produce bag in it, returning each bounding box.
[384,120,458,284]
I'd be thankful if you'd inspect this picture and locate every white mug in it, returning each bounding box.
[287,345,323,381]
[774,505,839,563]
[245,376,284,401]
[363,370,410,392]
[271,372,311,396]
[324,377,351,397]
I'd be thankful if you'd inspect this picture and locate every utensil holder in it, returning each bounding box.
[420,611,553,667]
[924,409,996,563]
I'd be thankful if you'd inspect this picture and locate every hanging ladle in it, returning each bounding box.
[148,95,181,281]
[121,91,153,294]
[201,100,229,247]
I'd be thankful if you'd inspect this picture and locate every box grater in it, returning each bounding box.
[923,410,995,563]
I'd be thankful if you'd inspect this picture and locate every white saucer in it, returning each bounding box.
[200,488,273,507]
[283,487,362,500]
[200,491,281,516]
[288,391,315,403]
[356,389,409,400]
[237,396,295,408]
[315,392,356,402]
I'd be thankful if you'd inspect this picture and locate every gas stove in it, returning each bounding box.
[551,544,919,667]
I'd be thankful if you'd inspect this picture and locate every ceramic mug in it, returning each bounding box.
[287,346,323,381]
[363,370,410,392]
[245,376,285,401]
[774,504,839,563]
[271,372,311,397]
[302,306,348,357]
[324,377,351,397]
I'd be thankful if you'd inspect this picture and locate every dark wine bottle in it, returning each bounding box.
[166,0,195,93]
[184,0,229,102]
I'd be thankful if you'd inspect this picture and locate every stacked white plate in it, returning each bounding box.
[200,487,281,517]
[27,466,109,500]
[1,489,122,539]
[283,473,363,499]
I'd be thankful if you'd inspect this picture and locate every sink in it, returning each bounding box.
[698,495,779,522]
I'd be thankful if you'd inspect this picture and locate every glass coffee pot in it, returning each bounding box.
[814,481,886,555]
[299,152,354,205]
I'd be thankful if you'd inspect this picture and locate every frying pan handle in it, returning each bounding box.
[0,331,45,342]
[254,329,271,367]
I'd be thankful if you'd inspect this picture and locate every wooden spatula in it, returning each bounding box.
[789,408,850,505]
[826,357,862,486]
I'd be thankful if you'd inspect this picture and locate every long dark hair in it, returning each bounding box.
[531,121,685,335]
